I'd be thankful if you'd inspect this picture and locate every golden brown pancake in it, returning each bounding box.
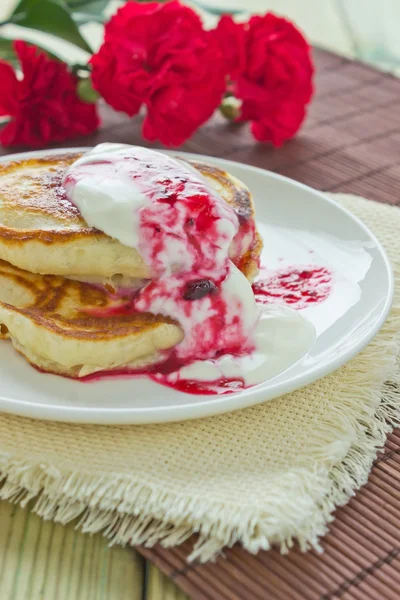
[0,152,262,281]
[0,259,183,377]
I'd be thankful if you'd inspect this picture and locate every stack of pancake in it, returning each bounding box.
[0,151,262,377]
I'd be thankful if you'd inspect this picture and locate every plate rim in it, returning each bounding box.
[0,147,394,424]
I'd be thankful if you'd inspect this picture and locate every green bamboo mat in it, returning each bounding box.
[0,501,188,600]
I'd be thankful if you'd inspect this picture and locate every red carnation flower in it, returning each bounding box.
[0,41,99,148]
[90,0,226,146]
[215,15,246,81]
[214,14,314,146]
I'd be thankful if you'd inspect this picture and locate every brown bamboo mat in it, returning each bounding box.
[1,47,399,600]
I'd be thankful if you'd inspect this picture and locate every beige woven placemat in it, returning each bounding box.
[0,194,399,562]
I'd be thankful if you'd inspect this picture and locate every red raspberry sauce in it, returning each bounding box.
[37,353,244,396]
[252,267,332,310]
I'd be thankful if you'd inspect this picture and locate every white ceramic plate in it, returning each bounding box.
[0,149,394,424]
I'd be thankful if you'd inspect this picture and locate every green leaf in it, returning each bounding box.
[190,0,242,15]
[9,0,93,53]
[67,0,109,24]
[0,35,64,66]
[66,0,109,11]
[72,12,106,25]
[9,0,36,14]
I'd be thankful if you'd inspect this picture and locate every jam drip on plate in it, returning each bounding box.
[252,267,332,310]
[75,353,246,396]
